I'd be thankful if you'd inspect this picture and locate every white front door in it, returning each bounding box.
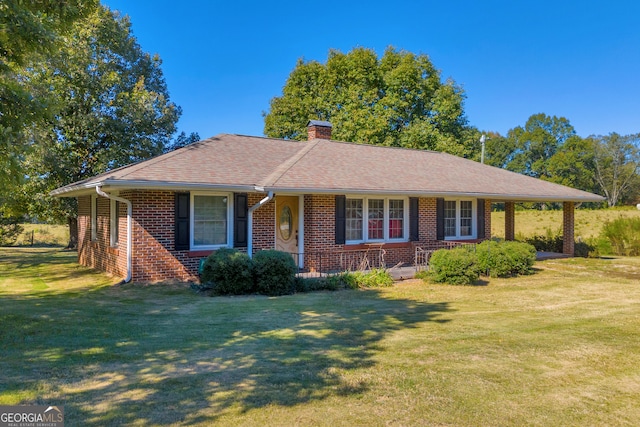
[275,196,299,265]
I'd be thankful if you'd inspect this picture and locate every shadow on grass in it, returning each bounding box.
[1,287,451,425]
[1,248,453,424]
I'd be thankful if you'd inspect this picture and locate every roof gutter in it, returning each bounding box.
[96,186,132,283]
[247,191,274,258]
[258,187,606,203]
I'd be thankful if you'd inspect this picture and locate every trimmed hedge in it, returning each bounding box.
[476,240,536,278]
[428,247,480,285]
[200,248,254,295]
[427,241,538,284]
[253,250,297,296]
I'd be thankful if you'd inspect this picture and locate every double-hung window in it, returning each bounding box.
[444,199,476,239]
[90,195,97,242]
[191,193,232,249]
[345,197,407,243]
[110,199,119,247]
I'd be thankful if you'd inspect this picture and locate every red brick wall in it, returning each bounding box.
[77,194,127,279]
[301,196,491,272]
[77,191,492,281]
[484,199,492,239]
[307,125,332,140]
[249,193,275,254]
[505,201,515,241]
[563,201,575,255]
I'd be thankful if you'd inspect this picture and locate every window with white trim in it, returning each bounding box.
[191,193,232,249]
[110,199,119,247]
[444,199,476,239]
[345,198,363,241]
[345,197,408,243]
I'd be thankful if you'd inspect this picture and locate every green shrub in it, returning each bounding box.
[0,216,24,246]
[253,250,297,296]
[476,240,536,278]
[428,247,479,285]
[523,234,563,252]
[294,276,341,292]
[352,268,394,288]
[334,271,359,289]
[200,248,254,295]
[414,269,430,281]
[600,217,640,256]
[574,239,596,258]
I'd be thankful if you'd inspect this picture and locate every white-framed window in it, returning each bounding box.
[444,199,476,239]
[346,198,363,241]
[90,195,97,242]
[110,199,119,247]
[190,192,233,249]
[345,196,408,244]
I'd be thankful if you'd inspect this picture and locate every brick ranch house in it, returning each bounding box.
[51,121,604,283]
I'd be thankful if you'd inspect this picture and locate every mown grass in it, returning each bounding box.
[13,223,69,247]
[492,207,640,239]
[1,248,639,426]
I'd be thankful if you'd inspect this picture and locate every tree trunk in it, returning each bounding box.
[67,216,78,249]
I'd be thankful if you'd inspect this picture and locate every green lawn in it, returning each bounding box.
[491,207,640,240]
[1,248,639,426]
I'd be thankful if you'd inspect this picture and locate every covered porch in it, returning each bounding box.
[502,201,577,256]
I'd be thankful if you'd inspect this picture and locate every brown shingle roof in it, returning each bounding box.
[52,134,604,202]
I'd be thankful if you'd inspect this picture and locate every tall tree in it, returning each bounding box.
[546,135,597,193]
[264,47,476,156]
[22,5,180,247]
[591,133,640,207]
[0,0,98,195]
[164,131,201,153]
[504,113,576,179]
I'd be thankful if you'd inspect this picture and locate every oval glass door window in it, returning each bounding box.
[279,206,292,240]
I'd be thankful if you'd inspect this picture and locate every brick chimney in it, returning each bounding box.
[307,120,332,140]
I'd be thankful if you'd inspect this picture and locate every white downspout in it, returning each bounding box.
[247,191,274,258]
[96,186,132,283]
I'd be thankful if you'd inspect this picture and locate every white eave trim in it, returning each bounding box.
[260,186,606,203]
[50,180,605,203]
[51,180,257,197]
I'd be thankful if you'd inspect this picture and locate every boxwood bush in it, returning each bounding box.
[476,240,536,278]
[253,250,297,296]
[200,248,254,295]
[428,247,480,285]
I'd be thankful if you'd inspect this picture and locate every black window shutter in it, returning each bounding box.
[335,195,346,245]
[234,193,248,248]
[436,198,445,241]
[175,192,190,250]
[409,197,419,241]
[477,199,486,239]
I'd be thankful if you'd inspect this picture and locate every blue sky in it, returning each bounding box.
[102,0,640,140]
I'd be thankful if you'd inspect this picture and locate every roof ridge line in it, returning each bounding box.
[259,139,321,187]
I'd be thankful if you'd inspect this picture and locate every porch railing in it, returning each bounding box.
[414,241,477,271]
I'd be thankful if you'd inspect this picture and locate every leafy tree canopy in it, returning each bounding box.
[164,131,201,153]
[591,133,640,207]
[503,113,576,179]
[18,5,180,245]
[264,47,479,158]
[0,0,98,192]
